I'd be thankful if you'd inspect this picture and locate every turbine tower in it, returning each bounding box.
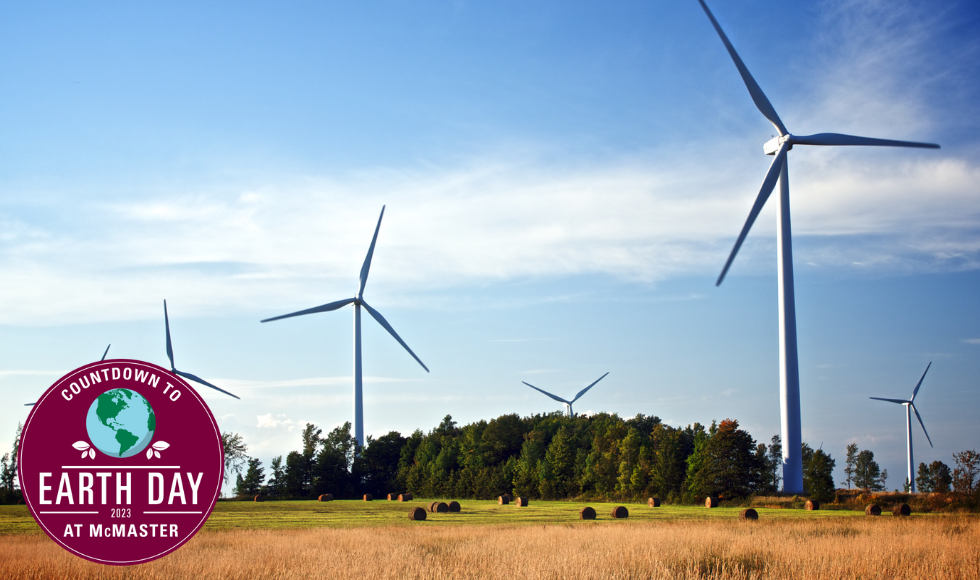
[870,362,933,493]
[522,372,608,417]
[261,206,428,447]
[697,0,939,493]
[164,300,240,400]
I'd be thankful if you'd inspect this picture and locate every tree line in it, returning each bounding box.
[231,412,850,503]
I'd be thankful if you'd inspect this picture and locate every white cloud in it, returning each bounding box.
[256,413,295,430]
[0,148,976,325]
[963,339,980,345]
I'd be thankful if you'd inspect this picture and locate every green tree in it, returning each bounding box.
[221,432,248,485]
[283,451,308,497]
[266,455,285,497]
[0,423,22,504]
[543,426,575,498]
[917,460,952,493]
[357,431,407,497]
[234,457,265,497]
[649,425,691,500]
[686,420,760,500]
[512,431,546,498]
[952,450,980,495]
[756,435,783,494]
[842,443,858,489]
[616,427,643,498]
[803,448,836,502]
[854,450,883,491]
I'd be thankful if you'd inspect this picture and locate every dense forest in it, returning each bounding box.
[228,413,851,503]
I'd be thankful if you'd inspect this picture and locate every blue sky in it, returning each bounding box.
[2,0,978,493]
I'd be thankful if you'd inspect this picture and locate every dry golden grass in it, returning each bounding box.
[1,516,978,579]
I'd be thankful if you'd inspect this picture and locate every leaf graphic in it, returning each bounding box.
[152,442,170,451]
[154,450,161,459]
[81,451,88,459]
[147,448,154,460]
[88,448,96,460]
[72,441,90,451]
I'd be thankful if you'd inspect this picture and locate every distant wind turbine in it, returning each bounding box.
[24,344,112,406]
[522,372,608,417]
[870,362,934,493]
[697,0,939,494]
[261,206,429,447]
[164,300,240,400]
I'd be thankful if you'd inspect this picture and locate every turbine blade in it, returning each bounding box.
[696,0,788,136]
[716,143,788,286]
[911,403,933,448]
[522,382,570,405]
[164,300,175,370]
[358,206,386,297]
[868,396,909,404]
[260,298,356,323]
[101,344,111,361]
[360,299,429,372]
[793,133,940,149]
[24,402,36,406]
[571,372,609,404]
[911,361,932,402]
[174,369,241,400]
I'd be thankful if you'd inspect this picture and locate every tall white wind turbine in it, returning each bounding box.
[261,206,428,447]
[870,362,933,493]
[522,372,608,417]
[696,0,939,493]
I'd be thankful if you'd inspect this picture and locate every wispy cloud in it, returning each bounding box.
[0,148,975,325]
[963,339,980,345]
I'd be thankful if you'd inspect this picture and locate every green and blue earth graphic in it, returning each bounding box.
[85,388,156,458]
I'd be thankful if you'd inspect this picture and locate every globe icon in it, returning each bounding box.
[85,388,156,458]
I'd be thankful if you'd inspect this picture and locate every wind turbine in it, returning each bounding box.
[697,0,939,494]
[261,206,428,447]
[522,372,608,417]
[164,300,240,400]
[24,344,113,406]
[870,362,933,493]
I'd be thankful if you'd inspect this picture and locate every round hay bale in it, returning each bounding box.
[408,507,427,521]
[740,508,759,521]
[579,506,596,520]
[892,503,911,517]
[448,501,461,512]
[865,504,881,516]
[435,501,449,513]
[805,500,819,511]
[363,494,373,501]
[387,493,396,501]
[318,494,334,502]
[610,506,629,519]
[398,493,413,501]
[253,495,264,502]
[498,495,510,505]
[429,501,439,512]
[647,497,661,508]
[705,497,719,508]
[515,496,529,507]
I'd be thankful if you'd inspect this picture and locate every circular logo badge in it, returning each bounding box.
[18,360,224,565]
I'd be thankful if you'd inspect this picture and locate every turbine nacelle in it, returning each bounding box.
[763,135,792,155]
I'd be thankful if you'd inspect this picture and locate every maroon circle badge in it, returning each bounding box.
[18,359,223,565]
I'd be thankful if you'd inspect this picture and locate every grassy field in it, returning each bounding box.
[0,498,871,535]
[2,500,977,579]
